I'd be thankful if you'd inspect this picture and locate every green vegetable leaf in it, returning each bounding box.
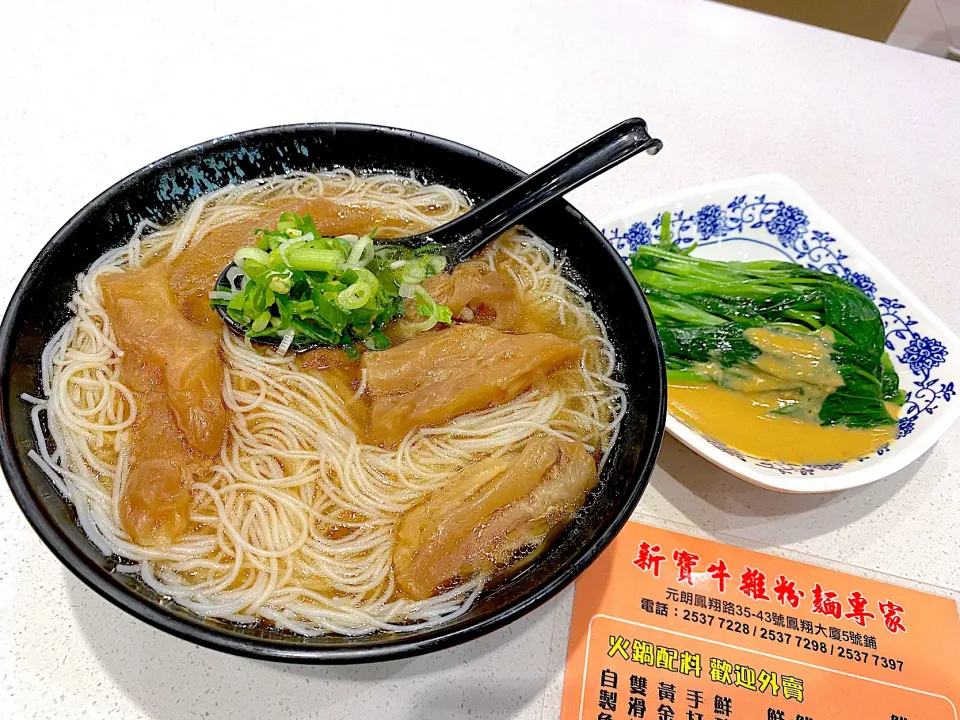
[819,366,897,428]
[436,304,454,325]
[311,296,350,333]
[822,284,884,361]
[881,351,905,404]
[369,329,391,350]
[659,323,759,368]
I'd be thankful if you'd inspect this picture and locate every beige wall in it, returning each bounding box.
[713,0,910,41]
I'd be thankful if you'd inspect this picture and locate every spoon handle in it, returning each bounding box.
[435,118,663,262]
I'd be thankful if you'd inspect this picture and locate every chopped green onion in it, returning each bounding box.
[336,281,374,311]
[286,248,344,272]
[234,247,270,268]
[213,212,454,353]
[251,310,272,333]
[350,267,379,290]
[401,262,426,284]
[277,236,306,266]
[276,329,295,354]
[369,329,391,349]
[406,286,453,332]
[269,275,293,294]
[347,235,374,267]
[436,304,453,324]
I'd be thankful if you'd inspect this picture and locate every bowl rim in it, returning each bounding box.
[0,121,666,663]
[601,171,960,494]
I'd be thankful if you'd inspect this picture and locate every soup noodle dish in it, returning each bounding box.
[23,169,626,637]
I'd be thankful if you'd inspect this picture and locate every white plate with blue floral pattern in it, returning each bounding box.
[601,173,960,493]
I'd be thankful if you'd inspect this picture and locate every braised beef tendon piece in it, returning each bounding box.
[100,263,226,456]
[362,324,581,446]
[421,257,521,329]
[119,393,193,546]
[100,262,227,545]
[394,437,598,600]
[169,215,268,330]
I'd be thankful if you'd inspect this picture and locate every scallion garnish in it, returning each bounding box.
[209,212,452,352]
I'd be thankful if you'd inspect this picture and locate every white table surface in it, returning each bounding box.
[3,0,960,717]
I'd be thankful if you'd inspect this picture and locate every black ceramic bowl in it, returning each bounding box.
[0,123,666,663]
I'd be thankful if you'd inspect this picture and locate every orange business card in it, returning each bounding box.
[560,522,960,720]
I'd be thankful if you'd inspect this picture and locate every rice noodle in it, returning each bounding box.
[25,170,625,636]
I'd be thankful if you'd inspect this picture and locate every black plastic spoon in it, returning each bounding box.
[215,117,662,350]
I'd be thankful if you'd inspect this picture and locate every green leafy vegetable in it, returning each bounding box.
[818,366,893,429]
[209,212,453,352]
[630,214,902,429]
[880,352,906,404]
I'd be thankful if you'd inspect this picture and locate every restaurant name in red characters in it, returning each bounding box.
[632,540,907,635]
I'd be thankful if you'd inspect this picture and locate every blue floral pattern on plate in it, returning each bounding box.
[603,188,954,478]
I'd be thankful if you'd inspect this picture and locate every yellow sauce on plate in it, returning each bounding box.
[668,326,897,464]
